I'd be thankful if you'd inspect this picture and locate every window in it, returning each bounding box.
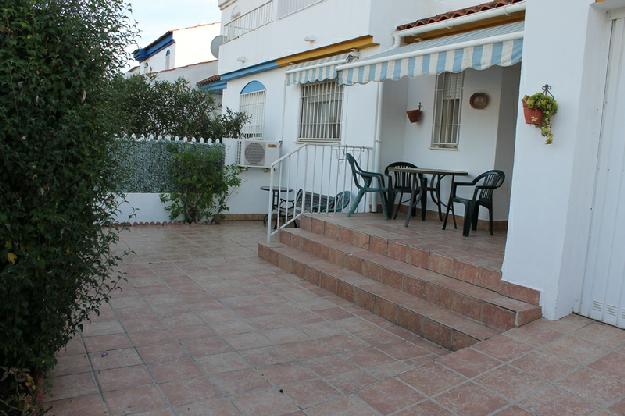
[240,81,266,139]
[165,50,171,70]
[299,81,343,141]
[432,72,464,148]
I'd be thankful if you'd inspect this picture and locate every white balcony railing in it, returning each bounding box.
[223,0,274,43]
[277,0,324,18]
[267,143,373,241]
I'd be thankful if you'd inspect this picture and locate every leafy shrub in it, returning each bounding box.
[107,76,248,142]
[160,145,241,223]
[0,369,45,416]
[0,0,134,412]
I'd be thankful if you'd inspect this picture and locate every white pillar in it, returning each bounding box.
[502,0,612,319]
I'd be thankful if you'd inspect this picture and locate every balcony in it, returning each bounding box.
[222,0,327,43]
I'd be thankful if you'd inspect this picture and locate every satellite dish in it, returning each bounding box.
[211,35,225,59]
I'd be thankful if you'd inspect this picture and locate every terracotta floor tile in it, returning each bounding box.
[437,348,500,378]
[212,368,270,395]
[358,378,424,415]
[395,400,453,416]
[95,365,152,392]
[182,336,232,358]
[574,322,625,348]
[589,351,625,378]
[45,373,98,401]
[510,351,575,382]
[284,379,339,408]
[475,365,542,402]
[52,354,92,377]
[327,368,378,394]
[493,407,534,416]
[104,384,167,416]
[303,354,361,378]
[472,335,533,362]
[82,320,125,337]
[436,382,508,416]
[611,397,625,415]
[84,334,132,353]
[148,357,203,383]
[138,342,187,364]
[90,348,143,371]
[232,388,299,416]
[159,377,219,406]
[47,394,108,416]
[400,361,466,396]
[348,347,395,368]
[197,351,250,374]
[540,335,611,365]
[382,341,432,360]
[304,395,379,416]
[175,398,241,416]
[261,363,317,385]
[557,367,625,406]
[520,385,596,416]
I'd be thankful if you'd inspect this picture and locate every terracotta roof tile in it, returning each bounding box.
[197,74,221,86]
[396,0,523,31]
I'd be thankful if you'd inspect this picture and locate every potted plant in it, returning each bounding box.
[406,103,423,123]
[522,85,558,144]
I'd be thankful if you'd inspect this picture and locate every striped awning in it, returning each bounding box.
[285,54,350,86]
[337,22,524,85]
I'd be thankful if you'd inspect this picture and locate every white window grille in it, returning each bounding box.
[299,81,343,141]
[432,72,464,148]
[240,90,266,138]
[223,1,274,42]
[277,0,324,18]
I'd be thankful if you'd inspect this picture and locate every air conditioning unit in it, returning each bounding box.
[237,140,281,169]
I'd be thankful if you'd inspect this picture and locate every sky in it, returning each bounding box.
[126,0,221,67]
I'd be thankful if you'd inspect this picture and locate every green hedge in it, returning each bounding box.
[114,138,225,193]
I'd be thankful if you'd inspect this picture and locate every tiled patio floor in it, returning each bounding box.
[46,223,625,416]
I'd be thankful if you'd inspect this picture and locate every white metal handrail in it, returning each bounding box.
[267,143,373,241]
[223,0,274,43]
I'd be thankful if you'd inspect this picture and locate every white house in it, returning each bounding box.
[207,0,625,329]
[132,22,221,75]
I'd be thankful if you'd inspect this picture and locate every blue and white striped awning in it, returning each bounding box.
[337,22,524,85]
[285,53,350,86]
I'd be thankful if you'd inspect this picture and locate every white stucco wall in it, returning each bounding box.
[502,0,613,319]
[153,60,219,86]
[173,23,221,68]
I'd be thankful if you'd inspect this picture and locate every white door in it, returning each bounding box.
[578,18,625,327]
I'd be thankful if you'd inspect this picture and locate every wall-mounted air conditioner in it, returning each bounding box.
[237,140,281,169]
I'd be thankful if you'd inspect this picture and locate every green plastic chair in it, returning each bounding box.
[345,153,391,218]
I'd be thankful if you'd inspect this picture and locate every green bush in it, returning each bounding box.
[0,0,134,413]
[107,76,248,142]
[160,145,241,223]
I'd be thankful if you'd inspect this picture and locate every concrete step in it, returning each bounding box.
[279,228,541,332]
[299,214,540,306]
[259,241,499,351]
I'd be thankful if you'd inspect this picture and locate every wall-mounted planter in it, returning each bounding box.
[406,109,423,123]
[522,100,544,126]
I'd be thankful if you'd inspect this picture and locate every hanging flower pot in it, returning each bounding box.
[406,102,423,123]
[522,85,558,144]
[522,100,544,126]
[406,109,423,123]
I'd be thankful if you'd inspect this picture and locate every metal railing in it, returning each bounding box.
[277,0,325,18]
[267,143,373,241]
[223,0,274,42]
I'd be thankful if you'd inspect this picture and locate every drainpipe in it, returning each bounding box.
[371,82,384,213]
[391,1,527,47]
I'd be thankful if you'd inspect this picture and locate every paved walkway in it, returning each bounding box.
[46,223,625,416]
